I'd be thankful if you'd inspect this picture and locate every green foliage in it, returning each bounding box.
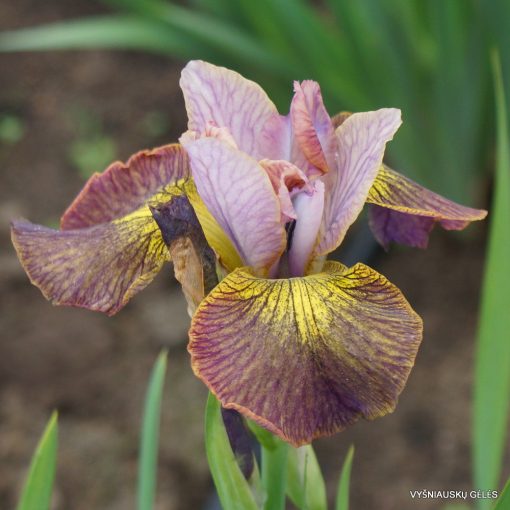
[0,0,501,203]
[494,477,510,510]
[287,445,327,510]
[335,446,354,510]
[261,438,288,510]
[0,114,24,144]
[137,351,168,510]
[17,412,58,510]
[473,51,510,508]
[204,394,259,510]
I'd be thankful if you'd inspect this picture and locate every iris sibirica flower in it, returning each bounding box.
[11,61,486,446]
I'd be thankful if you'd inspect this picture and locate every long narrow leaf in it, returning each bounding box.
[335,446,354,510]
[473,50,510,509]
[17,412,58,510]
[137,351,168,510]
[205,393,259,510]
[261,438,288,510]
[494,477,510,510]
[0,15,204,56]
[287,445,327,510]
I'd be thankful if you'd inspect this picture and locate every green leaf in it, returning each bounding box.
[17,412,58,510]
[137,351,168,510]
[0,15,202,56]
[494,477,510,510]
[261,438,288,510]
[335,446,355,510]
[205,393,259,510]
[473,50,510,509]
[287,445,327,510]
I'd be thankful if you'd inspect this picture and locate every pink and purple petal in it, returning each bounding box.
[180,60,278,159]
[11,212,169,315]
[189,261,422,446]
[367,165,488,249]
[183,137,286,274]
[61,144,189,229]
[315,109,402,257]
[290,80,335,174]
[259,159,310,221]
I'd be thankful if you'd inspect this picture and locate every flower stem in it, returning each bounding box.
[261,439,288,510]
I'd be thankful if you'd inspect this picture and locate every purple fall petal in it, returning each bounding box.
[367,165,488,248]
[189,261,422,446]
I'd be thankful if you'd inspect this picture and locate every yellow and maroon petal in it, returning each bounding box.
[61,144,189,229]
[367,165,488,249]
[12,208,169,315]
[189,261,423,446]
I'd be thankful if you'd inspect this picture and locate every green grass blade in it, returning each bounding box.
[17,412,58,510]
[261,438,288,510]
[494,477,510,510]
[473,50,510,508]
[335,446,354,510]
[287,445,327,510]
[137,351,168,510]
[0,15,201,56]
[205,393,259,510]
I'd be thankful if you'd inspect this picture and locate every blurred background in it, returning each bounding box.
[0,1,508,509]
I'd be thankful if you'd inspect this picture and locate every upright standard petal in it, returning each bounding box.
[367,165,488,249]
[12,147,191,314]
[315,109,402,257]
[189,261,423,446]
[61,144,189,229]
[183,137,286,274]
[290,80,335,174]
[180,60,278,159]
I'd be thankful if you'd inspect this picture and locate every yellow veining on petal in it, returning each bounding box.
[189,261,423,445]
[367,164,488,220]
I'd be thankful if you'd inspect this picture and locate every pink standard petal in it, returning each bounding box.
[315,109,402,257]
[290,80,335,174]
[183,137,286,274]
[180,60,278,159]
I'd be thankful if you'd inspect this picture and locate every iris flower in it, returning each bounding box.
[11,61,486,446]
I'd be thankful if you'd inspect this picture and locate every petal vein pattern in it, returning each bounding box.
[180,60,278,159]
[316,109,402,257]
[367,165,488,248]
[189,261,423,446]
[184,137,286,273]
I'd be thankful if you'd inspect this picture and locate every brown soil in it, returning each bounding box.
[1,2,506,509]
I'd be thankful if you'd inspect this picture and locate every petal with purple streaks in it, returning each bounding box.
[189,261,423,446]
[183,137,286,274]
[61,144,189,229]
[367,165,488,249]
[11,205,171,315]
[315,109,402,257]
[180,60,277,159]
[290,80,335,174]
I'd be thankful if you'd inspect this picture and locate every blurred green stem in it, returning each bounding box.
[261,439,289,510]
